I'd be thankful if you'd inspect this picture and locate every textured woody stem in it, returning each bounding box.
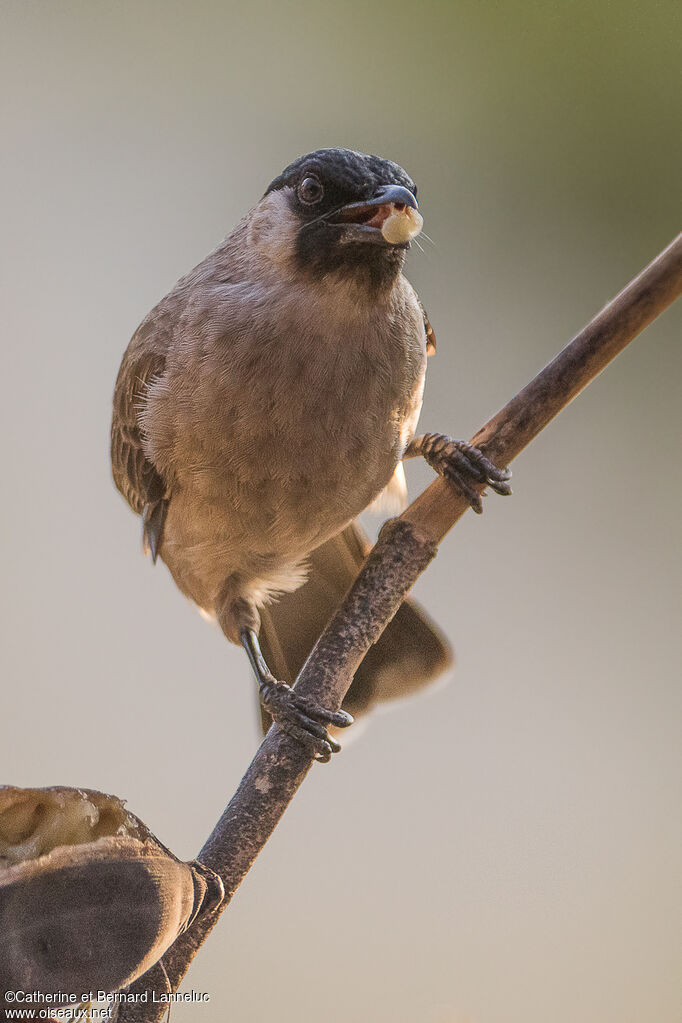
[117,232,682,1021]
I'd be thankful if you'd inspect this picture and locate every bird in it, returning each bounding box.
[111,147,511,761]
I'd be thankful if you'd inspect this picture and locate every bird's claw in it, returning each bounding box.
[260,679,353,762]
[426,436,512,514]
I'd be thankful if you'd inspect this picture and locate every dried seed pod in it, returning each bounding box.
[0,786,223,1005]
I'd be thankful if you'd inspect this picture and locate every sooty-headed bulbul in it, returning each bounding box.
[111,148,511,761]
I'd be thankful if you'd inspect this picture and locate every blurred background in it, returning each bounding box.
[1,2,680,1021]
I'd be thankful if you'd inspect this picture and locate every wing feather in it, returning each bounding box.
[414,292,436,356]
[110,315,170,558]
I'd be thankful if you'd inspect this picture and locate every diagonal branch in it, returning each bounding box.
[117,232,682,1022]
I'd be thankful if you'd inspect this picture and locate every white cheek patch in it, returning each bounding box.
[381,206,424,245]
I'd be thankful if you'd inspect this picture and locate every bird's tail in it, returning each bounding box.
[258,519,452,731]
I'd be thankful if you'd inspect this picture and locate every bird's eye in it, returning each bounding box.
[298,175,324,205]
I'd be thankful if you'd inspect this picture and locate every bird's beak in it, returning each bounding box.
[364,184,419,211]
[334,185,423,245]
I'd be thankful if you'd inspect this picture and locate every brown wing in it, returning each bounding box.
[414,292,436,356]
[424,314,436,356]
[110,314,170,560]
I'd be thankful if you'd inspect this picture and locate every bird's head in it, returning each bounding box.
[260,148,422,291]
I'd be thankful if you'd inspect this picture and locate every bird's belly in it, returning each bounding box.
[161,407,408,611]
[153,300,427,609]
[191,416,400,549]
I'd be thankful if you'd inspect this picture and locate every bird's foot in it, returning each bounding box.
[260,678,353,763]
[417,433,512,513]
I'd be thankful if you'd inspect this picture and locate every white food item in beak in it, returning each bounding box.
[381,206,423,245]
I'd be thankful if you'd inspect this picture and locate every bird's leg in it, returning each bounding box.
[239,627,352,762]
[217,592,351,761]
[404,433,512,514]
